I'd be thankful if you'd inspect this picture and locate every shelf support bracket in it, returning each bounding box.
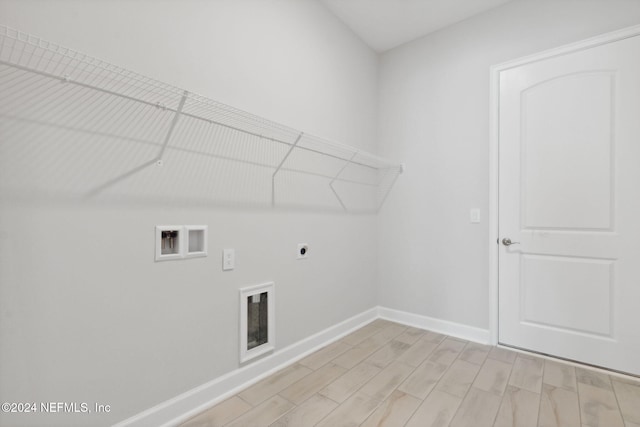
[375,165,402,211]
[329,151,358,212]
[156,90,189,164]
[271,132,303,207]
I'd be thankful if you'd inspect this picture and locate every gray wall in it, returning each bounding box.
[0,1,379,426]
[3,0,640,426]
[377,0,640,330]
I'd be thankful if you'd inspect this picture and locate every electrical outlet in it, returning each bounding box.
[297,243,308,259]
[223,249,235,270]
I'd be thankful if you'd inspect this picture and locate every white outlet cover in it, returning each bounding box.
[223,248,235,270]
[470,208,481,224]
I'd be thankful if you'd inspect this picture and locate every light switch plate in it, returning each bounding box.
[223,249,235,270]
[470,208,480,224]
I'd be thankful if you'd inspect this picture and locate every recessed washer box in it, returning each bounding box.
[185,225,208,258]
[155,225,183,261]
[155,225,208,261]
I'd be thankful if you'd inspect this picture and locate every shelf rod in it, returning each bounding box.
[0,60,387,170]
[156,89,188,163]
[0,59,168,111]
[271,132,303,207]
[180,109,382,171]
[329,151,358,211]
[3,112,380,189]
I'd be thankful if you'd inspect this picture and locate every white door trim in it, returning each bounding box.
[488,24,640,346]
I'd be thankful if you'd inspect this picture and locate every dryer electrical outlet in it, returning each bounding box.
[297,243,309,259]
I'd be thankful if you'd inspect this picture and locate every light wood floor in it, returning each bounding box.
[181,320,640,427]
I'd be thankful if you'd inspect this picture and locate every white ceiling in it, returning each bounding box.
[321,0,513,52]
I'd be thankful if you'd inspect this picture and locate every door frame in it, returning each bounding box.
[488,24,640,346]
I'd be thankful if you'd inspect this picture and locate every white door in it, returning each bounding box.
[498,33,640,375]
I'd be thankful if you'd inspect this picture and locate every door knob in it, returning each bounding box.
[502,237,520,246]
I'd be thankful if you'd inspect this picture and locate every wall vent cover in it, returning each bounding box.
[239,282,275,363]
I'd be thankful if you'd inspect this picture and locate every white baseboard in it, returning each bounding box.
[113,307,378,427]
[377,306,491,344]
[114,306,490,427]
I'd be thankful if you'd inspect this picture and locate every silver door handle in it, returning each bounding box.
[502,238,520,246]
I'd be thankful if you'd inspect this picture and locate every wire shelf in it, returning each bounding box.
[0,25,402,212]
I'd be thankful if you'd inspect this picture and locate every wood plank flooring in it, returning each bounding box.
[180,320,640,427]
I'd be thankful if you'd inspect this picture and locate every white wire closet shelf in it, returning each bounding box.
[0,25,403,212]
